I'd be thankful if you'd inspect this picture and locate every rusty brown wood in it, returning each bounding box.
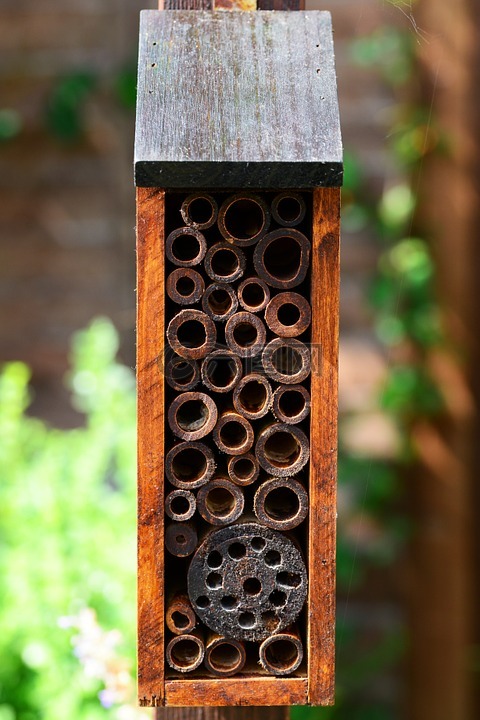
[137,187,166,706]
[307,187,340,705]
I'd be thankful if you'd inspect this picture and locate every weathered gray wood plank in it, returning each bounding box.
[134,11,343,188]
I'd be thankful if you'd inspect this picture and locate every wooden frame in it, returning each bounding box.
[136,187,340,707]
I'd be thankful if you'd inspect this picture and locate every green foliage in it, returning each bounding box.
[0,319,137,719]
[0,109,22,141]
[45,72,96,141]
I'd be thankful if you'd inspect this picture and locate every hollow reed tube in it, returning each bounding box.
[218,192,270,247]
[201,350,243,394]
[271,192,306,227]
[181,192,218,230]
[204,242,246,284]
[166,226,207,267]
[227,453,260,487]
[168,391,218,441]
[197,477,245,526]
[237,276,270,314]
[204,633,246,677]
[232,373,272,420]
[165,355,200,393]
[166,309,216,360]
[166,268,205,306]
[165,441,215,490]
[165,521,198,558]
[255,423,309,477]
[265,292,312,338]
[165,489,196,522]
[202,282,238,322]
[259,626,304,676]
[225,311,266,358]
[165,630,205,673]
[272,384,311,424]
[262,338,311,384]
[213,411,254,456]
[166,593,197,635]
[254,477,308,531]
[253,228,310,289]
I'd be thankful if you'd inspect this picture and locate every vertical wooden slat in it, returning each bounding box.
[308,187,340,706]
[137,187,166,707]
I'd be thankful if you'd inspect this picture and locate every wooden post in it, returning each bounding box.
[135,0,342,715]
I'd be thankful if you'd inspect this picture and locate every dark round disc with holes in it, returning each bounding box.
[187,522,307,641]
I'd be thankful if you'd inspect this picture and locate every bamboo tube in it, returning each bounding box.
[166,309,216,360]
[259,626,304,676]
[197,477,245,526]
[180,192,218,230]
[262,338,311,384]
[166,441,215,490]
[213,411,254,456]
[227,452,260,487]
[201,350,243,394]
[253,477,308,531]
[165,355,200,392]
[166,268,205,306]
[202,282,238,322]
[165,521,198,558]
[165,630,205,673]
[166,593,197,635]
[237,276,270,314]
[218,192,270,247]
[271,192,306,227]
[204,633,246,677]
[225,311,266,358]
[168,391,218,441]
[204,242,246,284]
[166,226,207,267]
[165,489,196,522]
[265,292,312,338]
[255,423,309,477]
[232,373,272,420]
[272,384,311,424]
[253,228,310,289]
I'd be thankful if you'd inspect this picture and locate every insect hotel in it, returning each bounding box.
[135,8,342,708]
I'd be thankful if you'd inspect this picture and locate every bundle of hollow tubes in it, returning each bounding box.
[164,191,312,678]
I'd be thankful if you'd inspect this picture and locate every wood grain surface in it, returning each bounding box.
[308,187,340,705]
[134,11,342,189]
[157,707,289,719]
[137,187,166,706]
[165,677,307,706]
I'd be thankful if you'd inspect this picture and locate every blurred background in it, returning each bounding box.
[1,0,479,718]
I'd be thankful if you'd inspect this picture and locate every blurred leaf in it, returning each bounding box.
[114,65,137,110]
[46,72,96,141]
[0,109,22,141]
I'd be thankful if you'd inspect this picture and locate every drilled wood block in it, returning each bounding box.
[135,11,342,188]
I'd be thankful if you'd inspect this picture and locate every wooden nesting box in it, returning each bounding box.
[135,9,342,708]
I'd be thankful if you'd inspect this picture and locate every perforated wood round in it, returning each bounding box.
[187,522,307,642]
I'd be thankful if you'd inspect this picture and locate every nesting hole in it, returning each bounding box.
[276,571,302,588]
[220,420,247,449]
[170,359,196,387]
[269,589,287,607]
[207,550,223,569]
[279,389,306,418]
[277,196,302,224]
[264,431,301,468]
[206,572,223,590]
[264,486,300,521]
[243,577,262,596]
[211,248,239,278]
[233,322,258,348]
[209,643,242,672]
[263,236,301,281]
[177,320,206,349]
[264,639,299,670]
[238,380,267,413]
[233,457,255,480]
[261,610,280,632]
[277,302,301,327]
[228,542,246,560]
[171,639,201,668]
[205,487,236,518]
[176,276,195,297]
[171,447,207,483]
[176,399,209,433]
[224,199,264,240]
[207,288,233,316]
[251,536,266,552]
[170,495,191,516]
[238,611,256,629]
[171,233,201,263]
[187,197,214,225]
[221,595,239,611]
[196,595,210,609]
[205,357,237,389]
[241,281,266,308]
[271,346,303,376]
[265,549,282,568]
[171,611,189,630]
